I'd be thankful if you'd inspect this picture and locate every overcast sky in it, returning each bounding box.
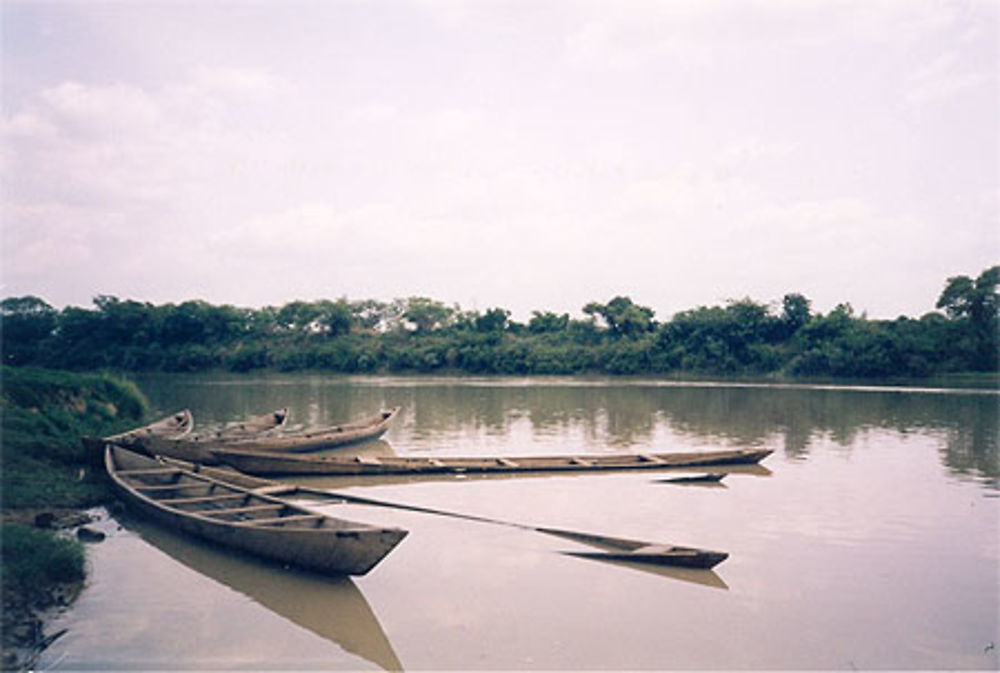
[2,0,997,322]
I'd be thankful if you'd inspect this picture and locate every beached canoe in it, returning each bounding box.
[104,444,408,575]
[104,409,195,442]
[211,446,774,477]
[116,408,400,463]
[225,407,399,452]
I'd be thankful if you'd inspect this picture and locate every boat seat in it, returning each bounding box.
[132,482,204,491]
[160,493,248,504]
[637,454,664,464]
[117,467,183,476]
[244,513,325,526]
[252,484,298,496]
[200,504,285,517]
[569,457,594,466]
[496,458,519,467]
[354,455,381,465]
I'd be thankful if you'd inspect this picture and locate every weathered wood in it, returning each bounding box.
[199,504,285,516]
[115,408,399,463]
[274,484,730,570]
[105,444,408,575]
[159,493,249,505]
[245,513,325,527]
[211,446,774,477]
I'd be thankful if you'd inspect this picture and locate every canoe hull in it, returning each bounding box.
[225,408,399,452]
[106,445,406,575]
[213,447,774,477]
[117,408,399,462]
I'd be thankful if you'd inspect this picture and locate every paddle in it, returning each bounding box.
[279,483,728,569]
[152,453,729,569]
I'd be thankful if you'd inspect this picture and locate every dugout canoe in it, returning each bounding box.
[104,444,408,575]
[225,407,399,452]
[105,409,195,442]
[212,446,774,477]
[547,529,729,569]
[211,408,289,440]
[117,408,400,463]
[83,409,196,466]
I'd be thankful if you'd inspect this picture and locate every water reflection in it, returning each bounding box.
[132,374,998,488]
[121,514,403,671]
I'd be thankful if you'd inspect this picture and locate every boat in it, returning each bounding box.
[211,446,774,477]
[553,528,728,569]
[105,409,194,442]
[116,408,399,464]
[104,444,408,575]
[83,410,195,465]
[225,407,399,452]
[211,408,288,440]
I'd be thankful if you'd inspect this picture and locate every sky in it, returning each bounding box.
[2,0,998,322]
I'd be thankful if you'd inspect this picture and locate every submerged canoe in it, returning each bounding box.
[212,447,774,477]
[117,408,399,463]
[104,444,408,575]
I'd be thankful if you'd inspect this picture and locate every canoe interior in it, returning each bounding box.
[108,447,364,532]
[212,447,774,477]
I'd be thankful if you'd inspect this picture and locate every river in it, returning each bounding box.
[39,374,998,670]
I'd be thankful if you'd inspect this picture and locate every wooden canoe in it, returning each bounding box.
[545,529,729,569]
[212,446,774,477]
[104,409,195,442]
[223,407,399,452]
[104,444,408,575]
[211,408,289,440]
[117,408,399,463]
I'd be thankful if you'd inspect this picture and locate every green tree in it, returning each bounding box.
[936,266,999,370]
[781,293,812,335]
[1,296,57,365]
[316,299,355,337]
[583,296,655,338]
[528,311,570,334]
[403,297,454,333]
[475,307,510,333]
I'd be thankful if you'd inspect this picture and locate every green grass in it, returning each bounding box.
[1,367,149,508]
[0,523,85,590]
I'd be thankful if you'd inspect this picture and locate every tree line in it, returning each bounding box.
[2,266,997,379]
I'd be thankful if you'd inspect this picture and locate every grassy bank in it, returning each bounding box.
[1,366,148,669]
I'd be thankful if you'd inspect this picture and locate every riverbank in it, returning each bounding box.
[1,367,147,670]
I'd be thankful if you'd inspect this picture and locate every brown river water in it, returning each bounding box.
[39,375,998,670]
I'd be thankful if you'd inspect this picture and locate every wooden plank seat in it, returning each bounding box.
[160,493,248,505]
[132,482,209,492]
[199,504,285,517]
[241,513,325,527]
[116,467,184,477]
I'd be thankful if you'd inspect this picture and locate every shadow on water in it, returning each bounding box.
[118,513,403,671]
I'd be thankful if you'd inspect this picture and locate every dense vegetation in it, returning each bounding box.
[1,367,147,508]
[1,368,147,668]
[2,267,997,379]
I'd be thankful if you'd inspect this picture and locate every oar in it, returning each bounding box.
[279,483,728,569]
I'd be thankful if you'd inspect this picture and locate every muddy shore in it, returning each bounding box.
[1,508,102,671]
